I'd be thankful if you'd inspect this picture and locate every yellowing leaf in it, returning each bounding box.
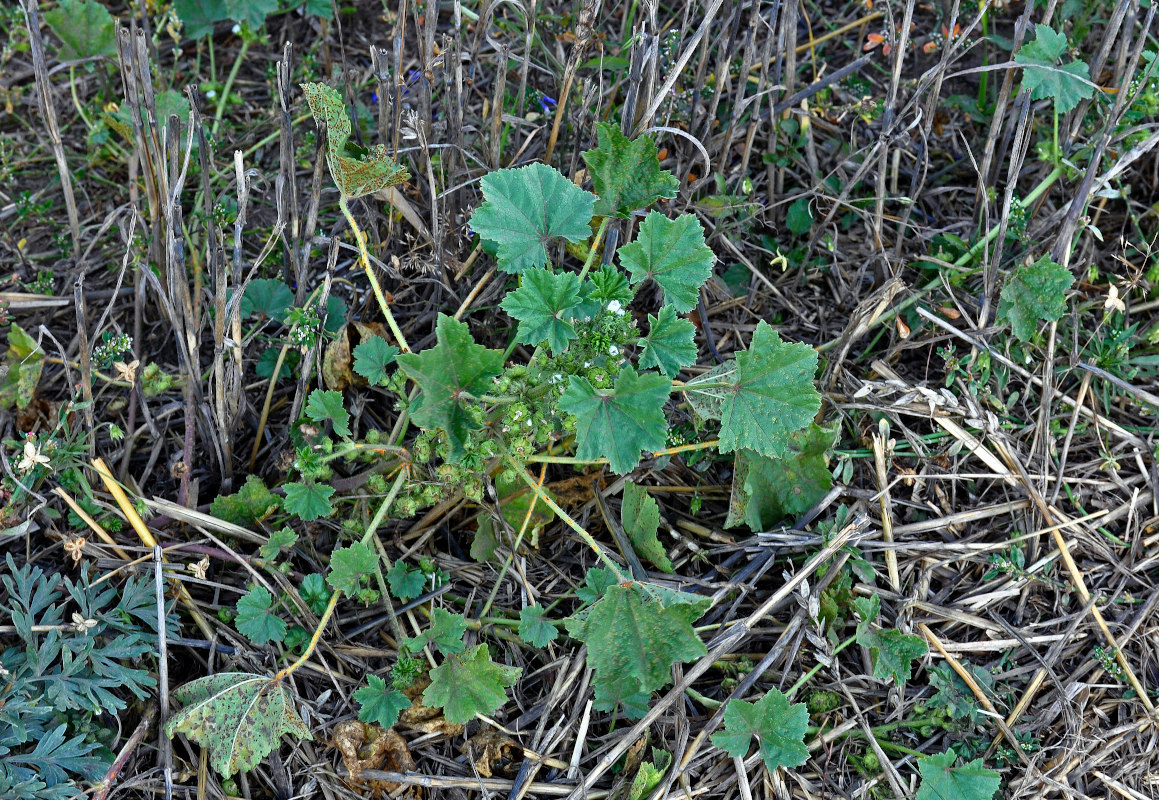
[1,324,45,410]
[301,82,409,199]
[164,673,312,778]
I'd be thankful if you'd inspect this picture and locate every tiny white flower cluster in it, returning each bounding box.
[550,373,565,384]
[608,345,620,357]
[606,299,625,315]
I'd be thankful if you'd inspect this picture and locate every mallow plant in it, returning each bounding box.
[165,85,852,784]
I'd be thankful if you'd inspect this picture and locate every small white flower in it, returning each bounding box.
[231,23,241,33]
[607,300,623,314]
[512,408,522,419]
[1104,284,1126,314]
[18,440,50,473]
[608,345,620,357]
[583,361,591,368]
[206,89,217,100]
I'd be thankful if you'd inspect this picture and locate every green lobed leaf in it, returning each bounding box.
[223,0,278,29]
[45,0,117,60]
[304,389,351,437]
[234,586,287,645]
[997,255,1074,342]
[304,0,334,16]
[326,541,377,596]
[255,346,298,381]
[352,336,399,386]
[354,675,411,729]
[4,724,105,788]
[856,627,928,684]
[282,481,335,521]
[210,474,281,526]
[618,212,714,312]
[301,82,409,199]
[915,748,1001,800]
[621,482,673,573]
[500,267,585,354]
[588,264,636,305]
[711,689,809,773]
[726,424,835,530]
[518,604,560,647]
[582,123,679,218]
[396,314,505,460]
[564,583,707,713]
[638,305,697,378]
[386,561,426,602]
[928,662,995,725]
[240,278,295,322]
[299,573,330,615]
[172,0,227,41]
[558,367,671,474]
[785,197,814,236]
[629,749,672,800]
[576,566,619,606]
[715,321,821,459]
[469,163,597,274]
[260,527,298,561]
[1014,24,1095,114]
[422,644,522,724]
[164,672,312,778]
[403,608,467,655]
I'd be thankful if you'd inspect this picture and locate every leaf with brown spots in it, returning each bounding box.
[301,82,409,199]
[164,672,312,778]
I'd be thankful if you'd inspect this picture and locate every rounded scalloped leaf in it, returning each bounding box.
[164,672,312,778]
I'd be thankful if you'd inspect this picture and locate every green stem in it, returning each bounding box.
[479,463,548,618]
[504,452,627,579]
[273,589,340,683]
[787,633,859,699]
[212,37,250,138]
[577,217,611,281]
[339,195,412,352]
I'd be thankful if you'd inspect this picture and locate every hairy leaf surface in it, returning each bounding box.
[558,367,670,474]
[638,305,697,378]
[619,212,714,312]
[469,163,596,274]
[422,644,521,724]
[916,749,1001,800]
[715,322,820,458]
[997,256,1074,342]
[396,314,504,459]
[582,123,678,218]
[711,689,809,773]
